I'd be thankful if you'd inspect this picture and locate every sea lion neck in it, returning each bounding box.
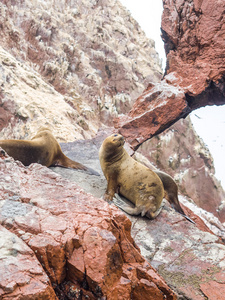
[104,144,126,164]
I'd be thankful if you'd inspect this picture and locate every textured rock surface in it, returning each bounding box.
[0,148,176,299]
[114,0,225,223]
[162,0,225,107]
[114,78,190,149]
[116,0,225,145]
[1,0,225,298]
[52,132,225,300]
[0,225,56,299]
[0,0,162,140]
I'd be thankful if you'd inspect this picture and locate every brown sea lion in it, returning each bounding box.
[0,127,98,175]
[99,134,164,219]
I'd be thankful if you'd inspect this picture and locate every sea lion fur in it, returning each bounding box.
[99,134,164,219]
[133,153,195,224]
[0,127,98,175]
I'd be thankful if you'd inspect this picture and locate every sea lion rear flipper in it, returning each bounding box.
[171,203,195,224]
[55,155,100,176]
[183,214,195,224]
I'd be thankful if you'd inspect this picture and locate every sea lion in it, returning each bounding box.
[0,127,98,175]
[99,133,164,219]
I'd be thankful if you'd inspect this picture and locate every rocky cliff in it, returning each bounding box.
[1,0,225,299]
[115,0,225,221]
[0,0,161,139]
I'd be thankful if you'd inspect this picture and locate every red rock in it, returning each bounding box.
[162,0,225,105]
[200,281,225,300]
[0,150,176,299]
[115,0,225,149]
[0,225,56,299]
[114,80,190,149]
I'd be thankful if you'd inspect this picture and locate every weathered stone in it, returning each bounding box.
[0,225,56,299]
[116,0,225,148]
[52,133,225,300]
[0,148,176,299]
[162,0,225,107]
[114,79,190,149]
[0,0,162,140]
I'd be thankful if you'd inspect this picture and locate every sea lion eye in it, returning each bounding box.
[113,134,118,137]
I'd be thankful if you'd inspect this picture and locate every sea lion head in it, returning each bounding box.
[100,134,125,162]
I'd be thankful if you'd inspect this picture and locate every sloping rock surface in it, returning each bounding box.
[0,225,56,299]
[52,131,225,300]
[0,147,176,299]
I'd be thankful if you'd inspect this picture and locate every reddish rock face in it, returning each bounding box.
[0,149,176,299]
[116,0,225,147]
[162,0,225,108]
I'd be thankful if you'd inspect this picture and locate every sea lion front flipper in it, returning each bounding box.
[171,203,195,224]
[113,194,143,216]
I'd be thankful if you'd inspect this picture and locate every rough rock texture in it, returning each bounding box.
[1,0,224,223]
[0,149,176,299]
[137,117,225,223]
[114,0,225,222]
[114,78,190,149]
[0,47,87,141]
[0,0,162,140]
[116,0,225,144]
[0,225,56,299]
[51,131,225,300]
[162,0,225,108]
[1,0,225,298]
